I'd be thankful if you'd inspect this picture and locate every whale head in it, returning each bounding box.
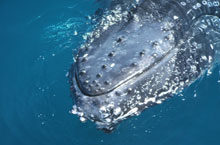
[70,3,178,132]
[70,1,218,132]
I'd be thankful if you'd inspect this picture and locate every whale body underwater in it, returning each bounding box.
[69,0,220,132]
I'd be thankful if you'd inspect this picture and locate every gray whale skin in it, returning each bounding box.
[70,0,220,132]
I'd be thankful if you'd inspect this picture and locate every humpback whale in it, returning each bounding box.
[69,0,220,132]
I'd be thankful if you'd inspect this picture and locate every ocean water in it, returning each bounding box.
[1,0,220,145]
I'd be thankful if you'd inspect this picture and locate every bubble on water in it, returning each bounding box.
[99,106,107,113]
[156,100,162,104]
[173,15,179,20]
[82,34,88,40]
[105,118,111,123]
[79,117,87,123]
[37,55,46,61]
[207,69,213,76]
[99,106,111,118]
[114,107,121,116]
[37,114,43,118]
[71,105,78,115]
[107,102,115,108]
[194,93,197,98]
[74,30,78,36]
[145,130,152,133]
[193,90,197,98]
[65,72,69,77]
[201,55,207,61]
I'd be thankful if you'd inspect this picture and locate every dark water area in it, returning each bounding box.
[1,0,220,145]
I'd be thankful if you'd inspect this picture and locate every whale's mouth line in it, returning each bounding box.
[75,49,173,97]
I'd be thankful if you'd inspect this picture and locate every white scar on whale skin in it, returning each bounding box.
[69,0,220,132]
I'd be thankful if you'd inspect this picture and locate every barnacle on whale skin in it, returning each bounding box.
[70,0,220,132]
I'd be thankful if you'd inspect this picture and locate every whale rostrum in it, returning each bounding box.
[69,0,220,132]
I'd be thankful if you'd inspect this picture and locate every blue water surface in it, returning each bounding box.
[1,0,220,145]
